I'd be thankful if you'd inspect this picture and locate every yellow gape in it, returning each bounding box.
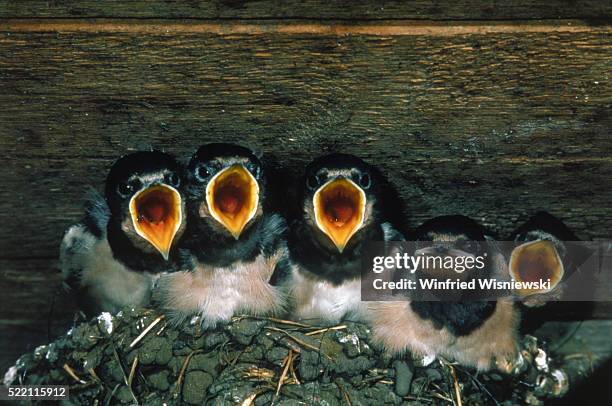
[129,184,183,260]
[206,165,259,239]
[509,240,564,297]
[313,178,366,253]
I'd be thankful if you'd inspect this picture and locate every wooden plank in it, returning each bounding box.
[0,259,76,373]
[0,29,610,259]
[0,19,606,36]
[0,1,610,20]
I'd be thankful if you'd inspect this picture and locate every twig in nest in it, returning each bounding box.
[230,349,247,366]
[360,375,388,385]
[430,382,453,403]
[129,315,165,348]
[289,354,301,385]
[175,350,204,396]
[275,350,294,397]
[156,322,167,336]
[241,391,258,406]
[241,387,271,406]
[265,326,332,360]
[454,365,500,406]
[127,356,138,388]
[104,383,121,406]
[448,364,463,406]
[404,395,434,403]
[111,345,139,406]
[305,325,347,336]
[335,379,352,406]
[63,363,86,384]
[279,337,302,353]
[234,315,314,328]
[243,366,275,381]
[431,392,454,403]
[87,368,101,383]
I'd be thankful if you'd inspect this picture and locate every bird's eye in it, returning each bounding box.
[195,164,209,182]
[117,182,132,197]
[307,175,320,190]
[117,179,142,198]
[359,173,371,189]
[166,172,180,188]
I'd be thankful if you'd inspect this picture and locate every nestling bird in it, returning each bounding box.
[154,143,289,328]
[283,153,404,326]
[60,151,186,315]
[368,215,520,372]
[508,211,595,330]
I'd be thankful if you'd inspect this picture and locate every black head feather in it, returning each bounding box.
[415,215,487,241]
[509,211,594,271]
[188,143,261,169]
[105,150,182,214]
[185,143,264,198]
[303,153,380,196]
[510,211,578,241]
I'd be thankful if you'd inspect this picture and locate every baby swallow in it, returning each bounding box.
[60,151,186,315]
[154,143,288,328]
[368,215,520,372]
[283,153,404,326]
[508,211,595,330]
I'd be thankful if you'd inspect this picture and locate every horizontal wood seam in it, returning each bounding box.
[0,19,610,35]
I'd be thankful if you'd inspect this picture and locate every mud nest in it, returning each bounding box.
[4,308,569,405]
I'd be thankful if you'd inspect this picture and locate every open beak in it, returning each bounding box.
[129,184,183,260]
[509,240,564,297]
[206,164,259,239]
[313,178,366,253]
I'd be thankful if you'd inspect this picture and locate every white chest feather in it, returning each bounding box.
[158,253,284,327]
[287,267,364,325]
[60,225,155,313]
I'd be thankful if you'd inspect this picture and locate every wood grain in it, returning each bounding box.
[0,19,606,35]
[0,1,610,20]
[0,29,610,259]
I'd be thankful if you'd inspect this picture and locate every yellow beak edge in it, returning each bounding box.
[313,178,366,253]
[129,184,183,260]
[206,165,260,239]
[509,240,565,297]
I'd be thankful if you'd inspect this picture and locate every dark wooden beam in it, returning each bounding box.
[0,1,609,20]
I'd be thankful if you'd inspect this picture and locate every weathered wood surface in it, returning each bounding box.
[0,1,610,20]
[0,29,610,259]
